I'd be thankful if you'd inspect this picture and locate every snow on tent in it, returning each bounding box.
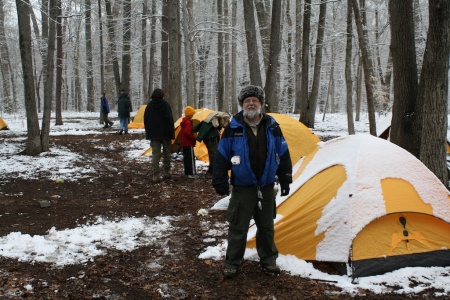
[128,104,147,129]
[246,134,450,278]
[0,118,8,130]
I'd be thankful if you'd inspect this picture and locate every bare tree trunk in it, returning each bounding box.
[298,0,311,123]
[388,0,420,156]
[121,0,132,92]
[301,0,327,128]
[355,54,362,121]
[167,0,182,117]
[85,0,95,111]
[161,0,169,93]
[293,0,302,114]
[54,0,63,126]
[16,0,41,155]
[345,1,355,134]
[223,0,230,112]
[0,0,12,113]
[105,0,121,94]
[41,0,58,151]
[217,0,224,111]
[99,0,105,91]
[255,0,270,70]
[147,0,157,96]
[419,0,449,187]
[141,0,148,101]
[242,0,262,87]
[230,0,238,114]
[264,0,282,113]
[284,0,293,112]
[351,0,376,135]
[182,0,196,107]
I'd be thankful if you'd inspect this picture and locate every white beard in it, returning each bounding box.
[243,107,261,119]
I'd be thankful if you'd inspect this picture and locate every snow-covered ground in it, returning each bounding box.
[1,111,450,296]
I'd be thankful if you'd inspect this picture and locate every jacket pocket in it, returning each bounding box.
[227,196,239,223]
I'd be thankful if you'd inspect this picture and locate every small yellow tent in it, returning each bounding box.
[267,113,320,165]
[0,118,9,130]
[128,104,147,129]
[247,134,450,277]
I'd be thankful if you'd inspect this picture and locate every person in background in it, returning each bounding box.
[117,89,132,135]
[212,85,292,279]
[144,88,175,183]
[180,106,197,178]
[100,92,113,128]
[193,111,230,177]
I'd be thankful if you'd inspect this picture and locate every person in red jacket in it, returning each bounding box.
[180,106,197,177]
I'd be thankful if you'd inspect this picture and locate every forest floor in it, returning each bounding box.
[0,124,447,299]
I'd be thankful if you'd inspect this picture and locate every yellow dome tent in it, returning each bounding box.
[128,104,147,129]
[247,134,450,278]
[0,118,9,130]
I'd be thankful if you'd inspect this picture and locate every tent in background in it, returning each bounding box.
[128,104,147,129]
[140,112,320,164]
[267,113,320,165]
[247,134,450,278]
[0,118,9,130]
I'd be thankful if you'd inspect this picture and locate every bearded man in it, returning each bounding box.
[212,85,293,279]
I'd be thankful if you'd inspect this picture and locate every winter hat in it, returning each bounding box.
[184,106,195,116]
[238,85,265,106]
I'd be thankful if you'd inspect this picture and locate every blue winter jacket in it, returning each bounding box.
[212,111,292,191]
[100,96,110,113]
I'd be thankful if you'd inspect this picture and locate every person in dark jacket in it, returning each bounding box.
[212,85,292,279]
[100,92,113,128]
[144,88,175,183]
[180,106,197,177]
[117,89,133,134]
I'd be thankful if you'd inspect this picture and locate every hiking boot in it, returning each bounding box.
[223,268,238,279]
[118,130,123,135]
[261,265,280,275]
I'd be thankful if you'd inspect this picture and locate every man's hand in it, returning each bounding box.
[280,183,290,196]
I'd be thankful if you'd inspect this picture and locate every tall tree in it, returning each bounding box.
[16,0,41,155]
[147,0,157,96]
[254,0,270,70]
[54,0,63,125]
[105,0,121,94]
[388,0,420,156]
[0,0,13,113]
[167,0,182,117]
[121,0,132,92]
[141,0,148,101]
[293,0,302,114]
[161,0,169,92]
[182,0,196,107]
[345,1,355,134]
[300,0,327,128]
[242,0,262,88]
[85,0,95,111]
[264,0,281,113]
[351,0,376,135]
[230,0,238,114]
[217,0,224,111]
[41,0,58,151]
[418,0,449,187]
[298,0,311,120]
